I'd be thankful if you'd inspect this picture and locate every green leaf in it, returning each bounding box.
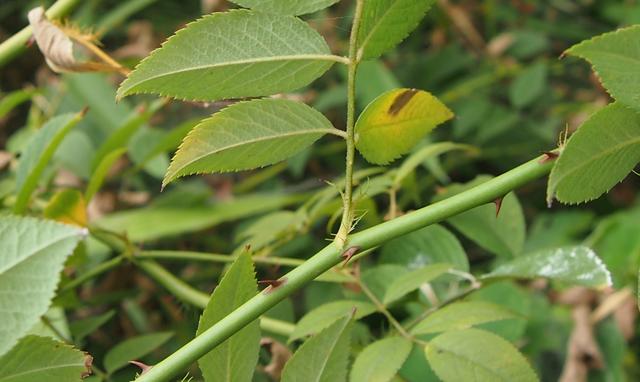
[289,300,376,342]
[103,332,173,374]
[69,311,115,343]
[547,103,640,204]
[435,176,525,258]
[282,315,352,382]
[482,246,612,288]
[411,301,519,335]
[0,335,91,382]
[230,0,340,15]
[117,10,337,101]
[85,148,126,203]
[356,0,436,59]
[0,88,37,120]
[0,216,85,357]
[380,224,469,272]
[424,328,538,382]
[132,118,199,172]
[355,88,454,164]
[509,62,547,108]
[196,252,260,382]
[14,112,83,214]
[394,142,476,187]
[565,25,640,111]
[43,189,87,227]
[164,99,337,186]
[350,336,412,382]
[383,264,451,305]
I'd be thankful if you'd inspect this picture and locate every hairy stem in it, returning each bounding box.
[335,0,365,247]
[0,0,81,67]
[135,155,553,382]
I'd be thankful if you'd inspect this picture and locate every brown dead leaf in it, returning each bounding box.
[28,7,128,75]
[260,337,292,380]
[560,304,604,382]
[0,151,13,170]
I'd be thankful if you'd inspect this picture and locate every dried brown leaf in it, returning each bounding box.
[260,337,292,380]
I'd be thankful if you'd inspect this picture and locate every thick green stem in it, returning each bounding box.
[335,0,364,247]
[135,260,295,337]
[135,155,553,382]
[0,0,81,67]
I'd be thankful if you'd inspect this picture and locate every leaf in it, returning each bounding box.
[383,264,451,305]
[411,301,520,335]
[355,88,453,165]
[281,315,352,382]
[196,252,260,382]
[69,311,115,343]
[103,332,173,374]
[43,189,87,227]
[547,103,640,204]
[380,224,469,271]
[132,118,198,171]
[435,176,525,258]
[14,112,83,214]
[230,0,340,15]
[164,99,337,186]
[289,300,376,342]
[117,9,337,101]
[424,328,538,382]
[482,246,612,288]
[356,0,436,59]
[0,335,91,382]
[394,142,476,187]
[565,25,640,111]
[85,148,126,203]
[350,336,412,382]
[95,192,306,242]
[0,88,37,120]
[0,216,85,357]
[509,62,547,108]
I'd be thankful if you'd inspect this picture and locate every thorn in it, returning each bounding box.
[244,244,252,253]
[539,151,559,164]
[259,278,287,294]
[341,246,361,268]
[129,361,152,374]
[493,196,504,217]
[25,36,36,48]
[79,106,90,117]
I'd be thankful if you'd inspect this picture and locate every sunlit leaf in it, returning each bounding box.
[424,328,538,382]
[164,99,338,186]
[44,189,87,227]
[289,300,376,342]
[356,0,436,59]
[482,246,612,288]
[197,252,260,382]
[282,315,352,382]
[547,103,640,205]
[0,216,85,357]
[0,335,91,382]
[355,88,453,164]
[565,25,640,111]
[350,336,412,382]
[230,0,340,15]
[117,10,337,101]
[411,301,520,335]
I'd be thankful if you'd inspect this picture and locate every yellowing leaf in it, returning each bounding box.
[28,7,127,75]
[44,189,87,227]
[355,88,453,165]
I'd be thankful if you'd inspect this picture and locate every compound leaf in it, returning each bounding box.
[547,103,640,204]
[355,88,453,165]
[164,99,337,186]
[118,10,336,101]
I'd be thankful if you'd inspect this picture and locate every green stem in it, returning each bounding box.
[335,0,365,247]
[135,260,295,337]
[136,250,305,267]
[0,0,81,67]
[135,155,553,382]
[60,255,124,293]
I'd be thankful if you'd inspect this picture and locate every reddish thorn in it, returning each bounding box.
[259,278,287,294]
[341,246,361,267]
[25,36,35,48]
[129,361,152,374]
[244,244,252,253]
[539,151,559,163]
[493,196,504,217]
[80,106,90,117]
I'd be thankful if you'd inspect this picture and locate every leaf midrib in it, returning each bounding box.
[124,54,342,90]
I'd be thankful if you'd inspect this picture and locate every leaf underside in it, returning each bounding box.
[230,0,340,16]
[117,10,334,101]
[164,98,336,186]
[547,103,640,205]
